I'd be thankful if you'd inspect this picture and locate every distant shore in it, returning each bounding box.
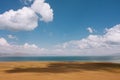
[0,62,120,80]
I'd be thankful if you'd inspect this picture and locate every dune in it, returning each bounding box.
[0,62,120,80]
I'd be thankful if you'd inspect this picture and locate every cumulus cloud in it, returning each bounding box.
[23,43,38,48]
[0,37,46,56]
[31,0,53,22]
[0,0,53,31]
[0,38,10,46]
[87,27,94,33]
[104,24,120,43]
[0,7,38,31]
[56,24,120,55]
[1,24,120,56]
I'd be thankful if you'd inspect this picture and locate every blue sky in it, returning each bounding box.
[0,0,120,56]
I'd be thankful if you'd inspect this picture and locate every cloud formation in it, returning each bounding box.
[87,27,94,33]
[8,34,17,40]
[31,0,53,22]
[23,43,38,48]
[0,24,120,56]
[0,0,53,31]
[0,38,10,46]
[0,38,46,56]
[20,0,33,5]
[0,7,38,31]
[56,24,120,55]
[104,24,120,43]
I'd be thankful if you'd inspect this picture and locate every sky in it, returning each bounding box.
[0,0,120,56]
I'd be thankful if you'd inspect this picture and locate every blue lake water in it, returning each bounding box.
[0,56,120,62]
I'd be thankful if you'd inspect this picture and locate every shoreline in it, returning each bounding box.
[0,61,120,64]
[0,56,119,63]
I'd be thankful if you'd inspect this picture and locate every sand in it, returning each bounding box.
[0,62,120,80]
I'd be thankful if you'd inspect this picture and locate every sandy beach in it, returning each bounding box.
[0,62,120,80]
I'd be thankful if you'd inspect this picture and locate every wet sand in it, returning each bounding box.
[0,62,120,80]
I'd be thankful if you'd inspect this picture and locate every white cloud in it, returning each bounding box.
[0,0,54,31]
[104,24,120,43]
[20,0,33,5]
[23,43,38,48]
[87,27,94,33]
[8,34,17,40]
[0,24,120,56]
[0,38,10,46]
[56,24,120,55]
[0,37,46,56]
[31,0,53,22]
[0,7,38,31]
